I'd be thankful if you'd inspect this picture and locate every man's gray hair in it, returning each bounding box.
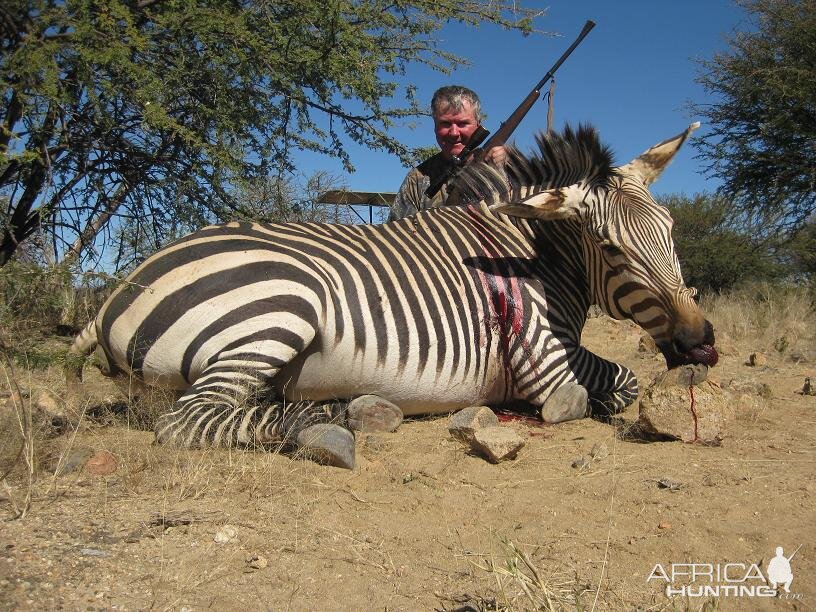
[431,85,482,120]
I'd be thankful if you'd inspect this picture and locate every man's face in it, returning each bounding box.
[433,101,480,159]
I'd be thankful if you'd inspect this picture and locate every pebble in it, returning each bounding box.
[246,554,268,569]
[85,451,117,476]
[213,525,238,544]
[746,352,767,367]
[589,442,609,460]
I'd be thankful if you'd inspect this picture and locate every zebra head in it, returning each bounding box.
[466,123,717,369]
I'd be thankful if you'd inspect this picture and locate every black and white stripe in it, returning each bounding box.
[71,124,713,449]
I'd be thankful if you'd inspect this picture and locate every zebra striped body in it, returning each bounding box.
[70,124,716,451]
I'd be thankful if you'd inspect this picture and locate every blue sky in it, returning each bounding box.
[294,1,750,216]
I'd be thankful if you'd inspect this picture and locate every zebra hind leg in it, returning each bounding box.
[154,373,356,468]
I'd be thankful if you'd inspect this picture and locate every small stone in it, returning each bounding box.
[346,395,403,433]
[571,456,590,469]
[541,383,589,424]
[52,448,93,475]
[725,378,773,398]
[658,521,672,530]
[589,443,609,460]
[655,478,683,491]
[638,333,658,354]
[296,423,355,469]
[746,352,766,367]
[246,554,268,569]
[214,525,238,544]
[448,406,498,444]
[85,450,117,476]
[470,426,525,463]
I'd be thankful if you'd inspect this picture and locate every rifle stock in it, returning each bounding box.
[424,19,595,199]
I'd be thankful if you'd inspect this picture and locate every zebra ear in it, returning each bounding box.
[617,122,700,186]
[489,185,584,220]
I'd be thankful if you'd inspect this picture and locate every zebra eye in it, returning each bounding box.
[600,240,624,257]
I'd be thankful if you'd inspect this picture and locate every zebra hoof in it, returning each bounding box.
[296,424,356,469]
[541,383,590,424]
[347,395,403,432]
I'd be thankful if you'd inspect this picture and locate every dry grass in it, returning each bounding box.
[702,282,815,360]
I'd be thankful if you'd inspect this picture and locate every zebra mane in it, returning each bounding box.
[452,124,616,205]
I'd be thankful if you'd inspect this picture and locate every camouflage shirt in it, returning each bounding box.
[388,153,455,221]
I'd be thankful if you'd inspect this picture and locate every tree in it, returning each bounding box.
[691,0,816,237]
[1,1,543,267]
[662,193,781,293]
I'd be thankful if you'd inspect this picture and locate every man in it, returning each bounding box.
[388,85,507,221]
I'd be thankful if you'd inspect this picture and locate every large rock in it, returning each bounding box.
[638,366,735,444]
[470,427,525,463]
[346,395,403,433]
[448,406,498,443]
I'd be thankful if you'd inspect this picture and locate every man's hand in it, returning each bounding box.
[483,145,507,168]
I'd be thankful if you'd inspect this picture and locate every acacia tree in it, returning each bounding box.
[691,0,816,236]
[0,0,542,267]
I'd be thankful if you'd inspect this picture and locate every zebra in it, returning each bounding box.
[68,123,717,468]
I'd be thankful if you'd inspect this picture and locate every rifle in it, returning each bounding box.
[425,19,596,199]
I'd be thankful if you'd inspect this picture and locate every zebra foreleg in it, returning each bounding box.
[569,347,639,417]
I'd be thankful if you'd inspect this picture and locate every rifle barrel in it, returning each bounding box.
[535,20,596,91]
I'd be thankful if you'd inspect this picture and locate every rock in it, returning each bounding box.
[638,370,735,444]
[214,525,237,544]
[746,352,767,367]
[655,478,683,491]
[663,364,709,387]
[657,521,672,530]
[589,442,609,460]
[470,426,525,463]
[53,448,94,475]
[448,406,498,443]
[638,333,658,354]
[85,450,117,476]
[725,377,773,398]
[246,554,268,569]
[346,395,403,433]
[296,423,355,469]
[541,383,589,424]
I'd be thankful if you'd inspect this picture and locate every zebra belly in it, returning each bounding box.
[274,340,507,415]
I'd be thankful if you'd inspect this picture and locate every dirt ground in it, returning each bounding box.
[1,314,814,611]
